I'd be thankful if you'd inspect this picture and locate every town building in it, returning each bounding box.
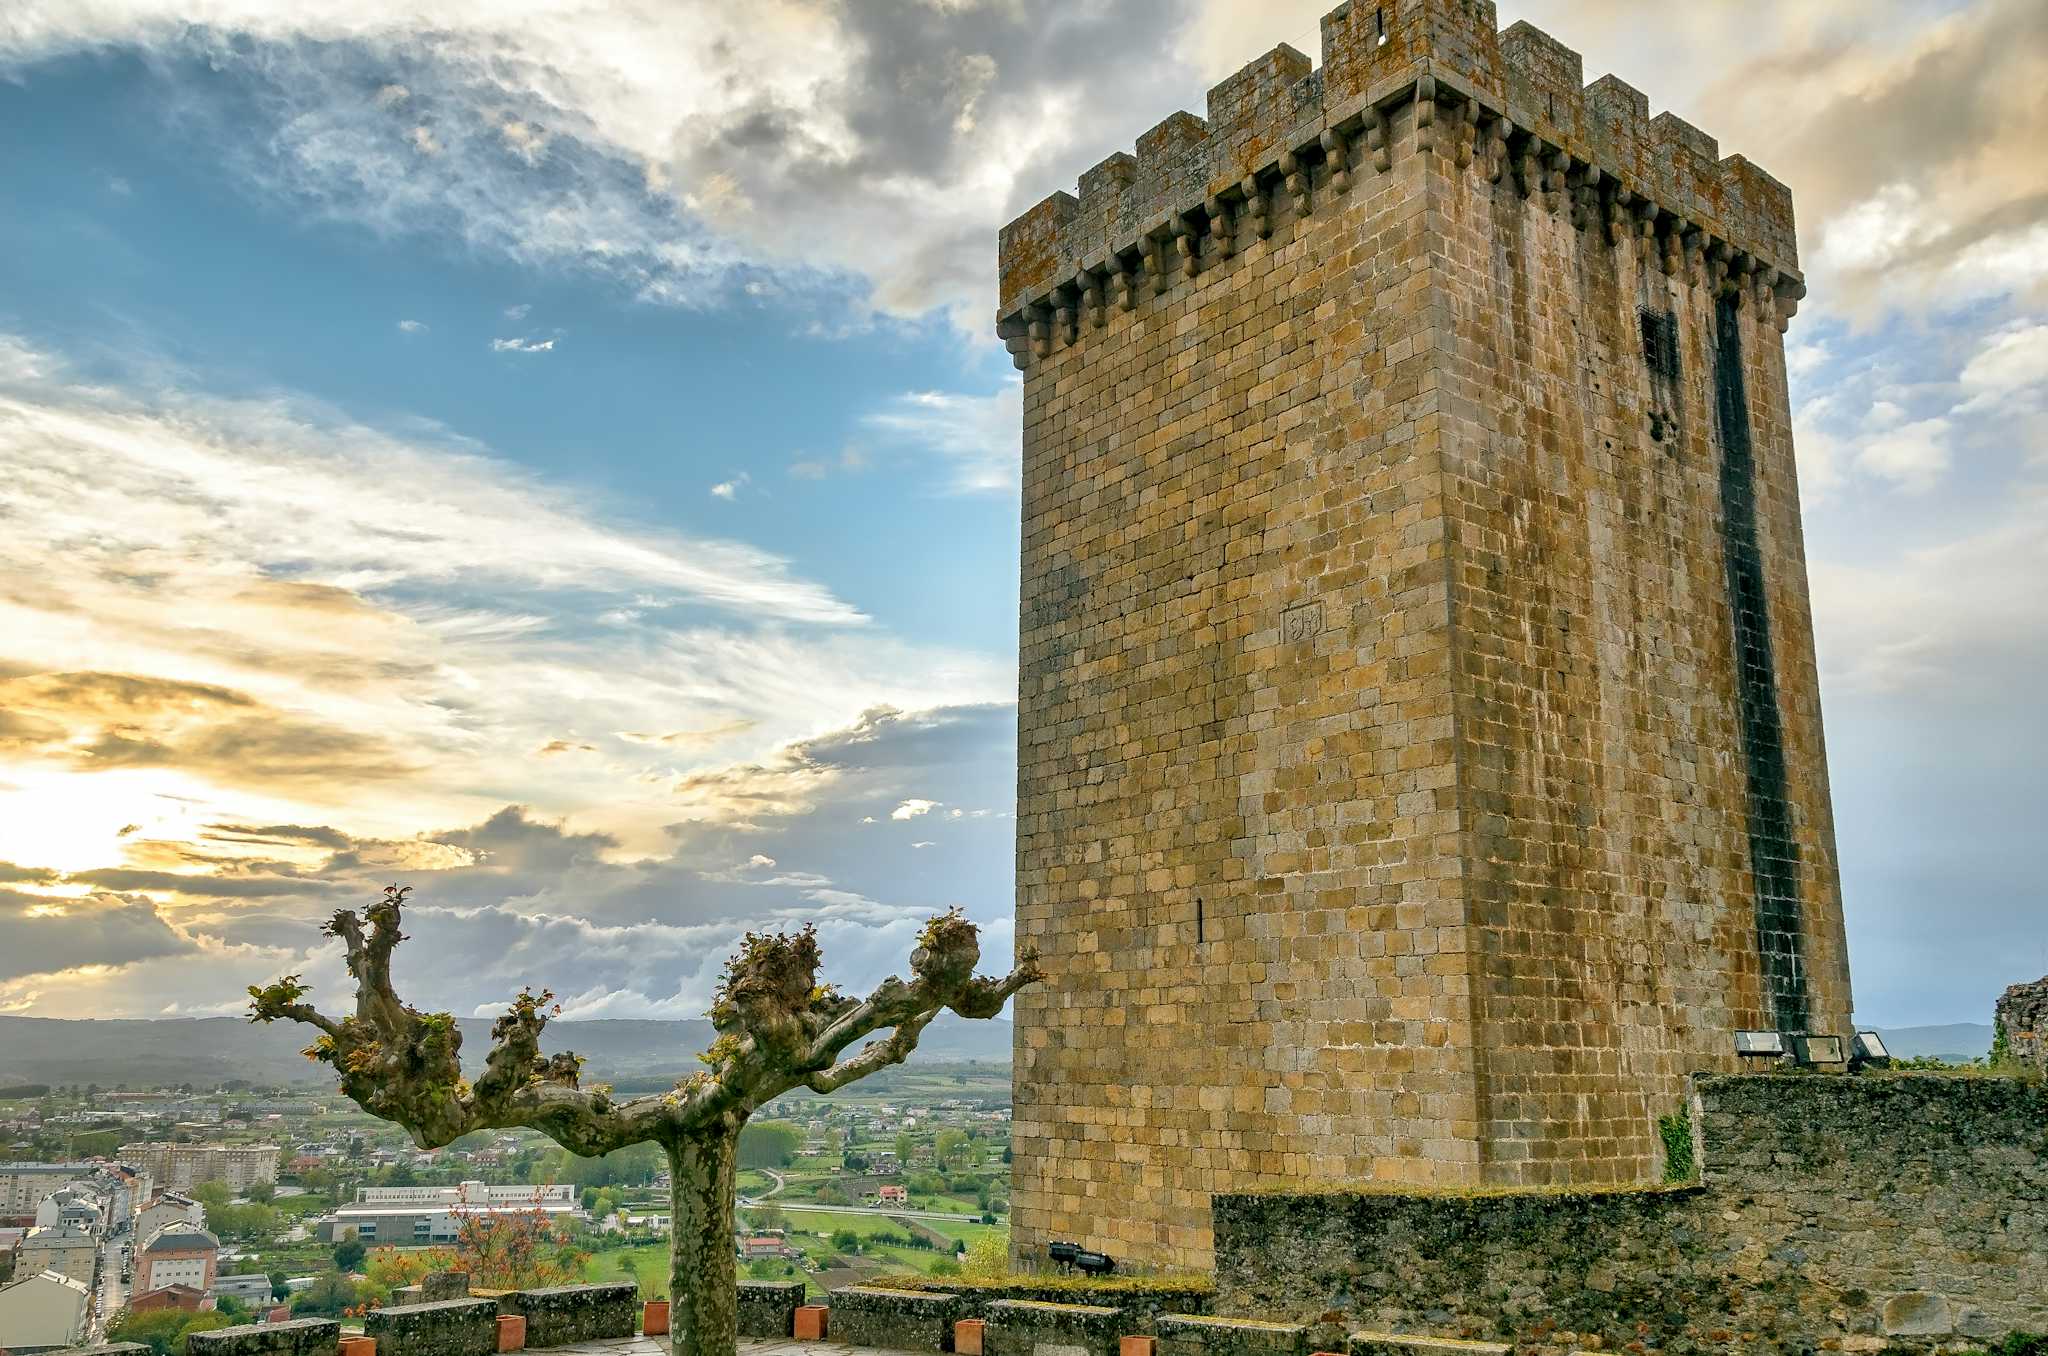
[16,1225,96,1286]
[117,1143,279,1193]
[128,1282,208,1314]
[138,1224,220,1293]
[1001,0,1850,1268]
[0,1163,97,1217]
[320,1182,578,1246]
[135,1192,206,1243]
[211,1273,275,1305]
[0,1269,92,1348]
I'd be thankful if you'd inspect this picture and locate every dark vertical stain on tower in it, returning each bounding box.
[1711,293,1809,1031]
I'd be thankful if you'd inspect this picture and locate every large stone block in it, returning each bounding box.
[827,1286,961,1352]
[495,1283,638,1348]
[1157,1314,1306,1356]
[736,1280,804,1339]
[984,1300,1122,1356]
[365,1298,499,1356]
[187,1318,340,1356]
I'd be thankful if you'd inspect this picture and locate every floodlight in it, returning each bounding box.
[1849,1031,1891,1071]
[1789,1034,1845,1067]
[1071,1250,1116,1276]
[1733,1030,1786,1061]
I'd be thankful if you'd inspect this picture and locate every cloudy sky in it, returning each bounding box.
[0,0,2040,1034]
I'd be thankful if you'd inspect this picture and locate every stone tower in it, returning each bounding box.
[1001,0,1853,1270]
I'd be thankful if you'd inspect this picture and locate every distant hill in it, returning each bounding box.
[1874,1023,1995,1063]
[0,1010,1015,1089]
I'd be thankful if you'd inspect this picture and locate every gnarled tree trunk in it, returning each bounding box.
[667,1128,739,1356]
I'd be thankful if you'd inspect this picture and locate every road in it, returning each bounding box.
[91,1228,129,1340]
[734,1197,979,1224]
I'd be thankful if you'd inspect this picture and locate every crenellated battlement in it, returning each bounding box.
[996,0,1804,364]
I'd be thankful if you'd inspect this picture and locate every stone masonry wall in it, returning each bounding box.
[1007,0,1847,1270]
[1995,977,2048,1072]
[1210,1073,2048,1352]
[1427,36,1852,1175]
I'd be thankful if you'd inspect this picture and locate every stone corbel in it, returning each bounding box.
[1660,218,1685,276]
[1143,233,1170,295]
[1116,255,1140,312]
[1454,99,1480,170]
[1028,304,1052,360]
[1570,164,1602,232]
[1683,227,1707,285]
[1364,108,1391,174]
[1279,150,1311,217]
[1205,196,1236,260]
[1078,270,1106,329]
[1320,128,1352,195]
[1543,146,1570,210]
[998,313,1031,371]
[1602,180,1627,246]
[1172,216,1200,280]
[1511,135,1537,199]
[1240,175,1271,239]
[1415,74,1438,153]
[1484,114,1509,184]
[1635,198,1659,243]
[1708,239,1732,293]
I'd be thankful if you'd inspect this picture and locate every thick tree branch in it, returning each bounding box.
[250,885,667,1153]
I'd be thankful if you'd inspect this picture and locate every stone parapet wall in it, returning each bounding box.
[876,1277,1214,1331]
[494,1283,638,1348]
[736,1280,804,1339]
[997,0,1801,343]
[983,1300,1123,1356]
[1157,1314,1307,1356]
[1211,1073,2048,1351]
[187,1318,340,1356]
[1995,976,2047,1071]
[364,1299,497,1356]
[825,1286,961,1352]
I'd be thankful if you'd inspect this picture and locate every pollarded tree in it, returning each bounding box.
[248,885,1039,1356]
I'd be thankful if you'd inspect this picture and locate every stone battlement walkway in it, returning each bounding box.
[554,1340,922,1356]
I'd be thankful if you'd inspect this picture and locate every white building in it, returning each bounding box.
[136,1193,206,1243]
[0,1163,96,1215]
[211,1274,274,1305]
[0,1270,92,1349]
[33,1185,104,1234]
[139,1225,219,1293]
[117,1144,278,1192]
[326,1182,579,1246]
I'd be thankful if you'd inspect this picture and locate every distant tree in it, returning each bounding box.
[189,1181,232,1216]
[292,1270,360,1317]
[361,1246,450,1303]
[842,1151,870,1172]
[934,1129,969,1170]
[268,1270,291,1300]
[894,1131,915,1165]
[829,1228,861,1253]
[248,886,1035,1356]
[446,1205,589,1291]
[737,1121,801,1169]
[110,1307,230,1356]
[245,1181,275,1204]
[332,1237,368,1272]
[750,1204,786,1233]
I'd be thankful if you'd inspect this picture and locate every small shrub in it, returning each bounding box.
[1658,1110,1696,1183]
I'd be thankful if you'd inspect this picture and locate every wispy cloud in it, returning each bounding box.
[490,336,554,353]
[397,318,427,333]
[0,336,1008,878]
[863,383,1019,495]
[710,472,750,501]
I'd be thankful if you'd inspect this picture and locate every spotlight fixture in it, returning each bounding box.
[1734,1030,1787,1063]
[1849,1031,1892,1071]
[1047,1240,1115,1276]
[1789,1034,1845,1067]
